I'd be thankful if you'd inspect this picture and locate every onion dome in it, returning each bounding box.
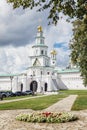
[50,50,57,55]
[37,26,42,32]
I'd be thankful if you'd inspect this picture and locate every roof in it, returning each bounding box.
[26,66,54,70]
[0,73,19,77]
[32,45,48,48]
[56,68,80,74]
[29,55,50,59]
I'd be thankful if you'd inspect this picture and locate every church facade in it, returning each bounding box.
[13,26,60,93]
[0,26,87,92]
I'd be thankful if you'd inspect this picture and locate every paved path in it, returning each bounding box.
[44,95,78,112]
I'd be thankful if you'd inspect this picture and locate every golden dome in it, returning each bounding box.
[37,26,42,32]
[50,50,57,55]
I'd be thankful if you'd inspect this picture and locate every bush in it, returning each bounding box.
[16,112,78,123]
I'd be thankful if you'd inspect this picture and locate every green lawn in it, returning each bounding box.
[4,95,32,100]
[72,95,87,110]
[60,90,87,110]
[59,90,87,95]
[0,90,87,111]
[0,94,67,110]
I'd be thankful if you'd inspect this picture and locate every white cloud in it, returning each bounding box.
[0,0,73,73]
[0,0,48,46]
[0,45,31,73]
[44,18,72,67]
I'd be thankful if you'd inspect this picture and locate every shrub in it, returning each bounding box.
[16,112,78,123]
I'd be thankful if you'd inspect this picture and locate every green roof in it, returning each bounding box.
[57,68,80,74]
[27,66,53,70]
[29,55,50,58]
[32,45,48,48]
[0,73,19,77]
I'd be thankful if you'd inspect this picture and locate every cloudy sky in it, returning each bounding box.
[0,0,73,74]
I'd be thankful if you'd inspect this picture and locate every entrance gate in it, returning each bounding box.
[30,81,37,92]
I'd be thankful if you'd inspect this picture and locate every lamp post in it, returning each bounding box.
[40,70,44,94]
[10,76,13,92]
[24,73,27,90]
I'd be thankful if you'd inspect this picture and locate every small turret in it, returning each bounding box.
[36,25,45,45]
[37,26,42,32]
[50,49,57,67]
[50,50,57,55]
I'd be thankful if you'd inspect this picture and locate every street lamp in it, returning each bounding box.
[24,73,27,90]
[40,71,44,94]
[10,76,13,92]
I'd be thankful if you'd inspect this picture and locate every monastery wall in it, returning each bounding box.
[59,72,87,90]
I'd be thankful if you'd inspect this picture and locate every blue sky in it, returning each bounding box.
[0,0,73,73]
[53,42,69,50]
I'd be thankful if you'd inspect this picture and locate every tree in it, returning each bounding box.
[7,0,87,85]
[7,0,87,24]
[70,16,87,86]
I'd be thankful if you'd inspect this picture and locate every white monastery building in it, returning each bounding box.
[0,26,87,92]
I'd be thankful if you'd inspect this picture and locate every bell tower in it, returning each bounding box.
[30,26,50,67]
[50,49,57,67]
[36,26,45,45]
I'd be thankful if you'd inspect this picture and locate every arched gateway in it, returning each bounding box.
[30,81,38,92]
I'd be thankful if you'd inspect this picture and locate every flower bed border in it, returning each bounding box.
[16,112,78,123]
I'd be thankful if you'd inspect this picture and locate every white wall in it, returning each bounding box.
[0,76,12,91]
[59,72,87,89]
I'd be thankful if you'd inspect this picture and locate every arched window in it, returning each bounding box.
[45,51,47,55]
[36,49,38,55]
[44,83,48,91]
[47,72,50,75]
[41,50,44,55]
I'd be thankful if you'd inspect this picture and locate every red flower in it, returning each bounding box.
[42,112,52,117]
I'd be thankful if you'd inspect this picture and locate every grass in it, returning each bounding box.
[0,90,87,111]
[0,94,67,110]
[59,90,87,95]
[71,95,87,110]
[59,90,87,110]
[4,95,32,100]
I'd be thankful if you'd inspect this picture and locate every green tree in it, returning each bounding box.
[70,16,87,86]
[7,0,87,24]
[7,0,87,85]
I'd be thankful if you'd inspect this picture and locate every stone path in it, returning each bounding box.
[44,95,78,112]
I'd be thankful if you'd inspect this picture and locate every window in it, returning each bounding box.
[36,50,38,55]
[45,51,47,55]
[41,71,43,75]
[47,72,50,75]
[33,71,35,76]
[41,50,44,55]
[41,39,43,44]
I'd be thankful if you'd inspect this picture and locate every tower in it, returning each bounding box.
[50,49,57,67]
[22,26,59,93]
[30,26,50,67]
